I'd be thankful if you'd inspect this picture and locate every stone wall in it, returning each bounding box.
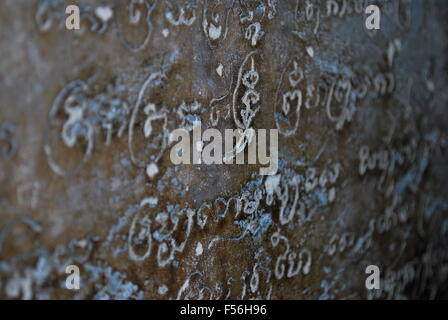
[0,0,447,299]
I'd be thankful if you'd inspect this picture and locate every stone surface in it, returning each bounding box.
[0,0,447,299]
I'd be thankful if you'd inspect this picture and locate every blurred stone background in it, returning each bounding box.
[0,0,447,299]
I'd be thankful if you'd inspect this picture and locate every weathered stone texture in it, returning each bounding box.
[0,0,447,299]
